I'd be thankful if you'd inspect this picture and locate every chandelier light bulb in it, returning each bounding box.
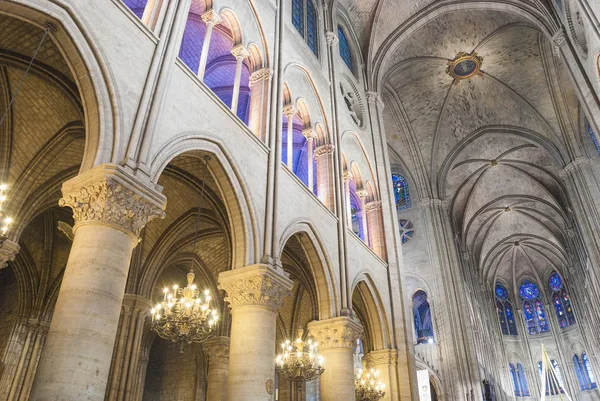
[276,330,324,383]
[355,368,386,401]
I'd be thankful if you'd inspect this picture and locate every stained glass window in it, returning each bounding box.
[291,0,318,58]
[306,1,318,56]
[538,360,565,395]
[392,174,411,210]
[575,355,589,390]
[510,364,519,396]
[517,363,530,396]
[338,25,352,70]
[584,353,597,389]
[520,280,549,334]
[495,283,517,335]
[588,124,600,155]
[548,272,576,328]
[413,290,434,344]
[292,0,304,37]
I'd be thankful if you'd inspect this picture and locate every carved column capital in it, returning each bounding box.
[365,200,382,212]
[343,171,354,183]
[0,238,19,269]
[218,264,293,310]
[325,31,338,46]
[58,164,166,239]
[123,294,153,316]
[308,317,363,350]
[249,67,273,87]
[201,10,221,25]
[356,189,369,199]
[302,127,317,140]
[366,91,385,110]
[560,157,590,178]
[231,44,250,60]
[283,104,296,117]
[365,349,398,368]
[314,144,335,158]
[204,336,230,364]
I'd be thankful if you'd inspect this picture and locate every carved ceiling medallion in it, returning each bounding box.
[446,51,484,81]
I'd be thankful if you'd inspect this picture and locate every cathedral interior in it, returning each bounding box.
[0,0,600,400]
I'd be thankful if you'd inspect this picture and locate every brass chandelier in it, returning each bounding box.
[276,329,324,383]
[150,156,218,351]
[355,368,386,401]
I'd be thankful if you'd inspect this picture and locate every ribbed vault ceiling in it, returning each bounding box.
[380,7,577,295]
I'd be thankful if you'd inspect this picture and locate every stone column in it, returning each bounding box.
[356,190,369,244]
[197,10,221,81]
[344,171,353,227]
[365,201,385,258]
[230,44,250,115]
[106,295,152,401]
[365,349,399,401]
[218,264,293,401]
[302,128,316,192]
[314,144,335,211]
[248,68,273,142]
[141,0,168,31]
[308,317,363,401]
[0,238,19,269]
[29,165,166,401]
[283,105,296,169]
[204,336,230,401]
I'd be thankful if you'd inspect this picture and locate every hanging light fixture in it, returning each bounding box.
[355,368,386,401]
[150,156,218,352]
[276,329,324,383]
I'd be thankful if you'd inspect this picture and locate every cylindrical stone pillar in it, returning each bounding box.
[231,45,250,115]
[308,317,363,401]
[302,128,316,192]
[283,105,296,169]
[197,10,221,80]
[344,172,353,227]
[29,166,166,401]
[314,144,335,211]
[204,336,230,401]
[219,264,292,401]
[365,201,385,259]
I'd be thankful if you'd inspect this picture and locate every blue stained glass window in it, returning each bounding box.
[496,284,508,300]
[306,1,318,56]
[584,353,597,389]
[495,283,517,335]
[575,355,590,390]
[517,363,530,396]
[413,290,434,344]
[520,281,549,335]
[338,25,353,70]
[292,0,304,37]
[588,124,600,156]
[548,272,576,328]
[392,174,411,210]
[510,364,519,396]
[520,280,540,300]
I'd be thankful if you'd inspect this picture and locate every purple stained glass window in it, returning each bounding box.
[521,281,549,335]
[549,272,563,292]
[123,0,148,18]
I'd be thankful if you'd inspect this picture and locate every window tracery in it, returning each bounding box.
[495,283,517,336]
[391,174,411,210]
[548,272,576,328]
[520,280,549,335]
[575,353,597,390]
[291,0,319,57]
